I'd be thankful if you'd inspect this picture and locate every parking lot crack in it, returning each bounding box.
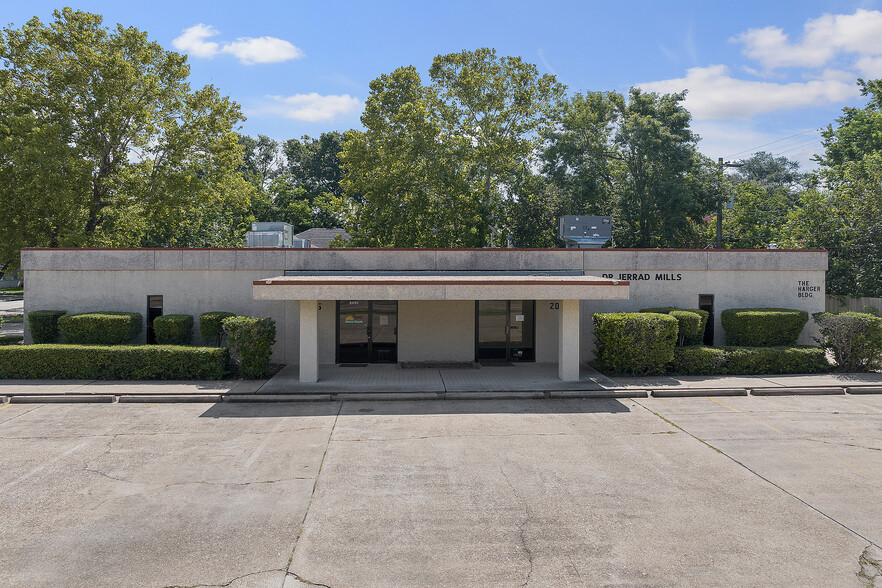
[161,567,288,587]
[286,571,332,587]
[858,545,882,587]
[501,468,535,587]
[283,402,343,585]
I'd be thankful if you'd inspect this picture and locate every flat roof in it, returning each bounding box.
[253,274,630,301]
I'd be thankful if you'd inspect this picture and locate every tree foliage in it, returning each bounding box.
[340,49,565,247]
[541,89,713,247]
[0,8,252,266]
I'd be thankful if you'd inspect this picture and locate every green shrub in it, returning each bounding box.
[813,312,882,372]
[721,308,808,346]
[153,314,193,345]
[0,335,23,346]
[0,345,228,379]
[27,310,67,343]
[222,316,276,379]
[58,312,143,345]
[199,311,236,346]
[3,314,23,323]
[593,312,678,375]
[670,345,831,375]
[670,346,727,375]
[641,307,709,345]
[669,311,702,346]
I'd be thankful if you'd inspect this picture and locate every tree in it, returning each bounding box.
[0,8,252,265]
[239,134,282,190]
[733,151,805,192]
[284,132,348,200]
[340,66,482,247]
[542,89,713,248]
[340,49,565,247]
[784,79,882,297]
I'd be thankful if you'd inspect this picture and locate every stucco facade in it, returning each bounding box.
[21,248,827,380]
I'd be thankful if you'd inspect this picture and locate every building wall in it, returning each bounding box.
[399,300,475,362]
[22,248,828,365]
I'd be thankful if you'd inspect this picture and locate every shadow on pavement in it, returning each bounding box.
[199,397,631,418]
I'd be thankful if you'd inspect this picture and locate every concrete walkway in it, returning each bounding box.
[1,363,881,402]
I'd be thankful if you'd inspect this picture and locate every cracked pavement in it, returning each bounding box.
[0,395,880,586]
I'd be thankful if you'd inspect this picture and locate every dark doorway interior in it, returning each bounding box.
[336,300,398,363]
[476,300,535,363]
[699,294,715,345]
[146,295,163,344]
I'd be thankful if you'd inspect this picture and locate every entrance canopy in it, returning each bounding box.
[253,273,629,301]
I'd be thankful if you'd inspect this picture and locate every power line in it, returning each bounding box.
[723,128,822,159]
[773,139,823,157]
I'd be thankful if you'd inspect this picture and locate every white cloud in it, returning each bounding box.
[639,65,857,120]
[257,93,361,122]
[855,56,882,78]
[222,37,304,65]
[733,9,882,70]
[172,24,220,59]
[172,24,303,65]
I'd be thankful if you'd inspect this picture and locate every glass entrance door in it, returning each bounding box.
[476,300,535,362]
[337,301,398,363]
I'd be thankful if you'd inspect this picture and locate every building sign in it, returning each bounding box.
[344,315,364,324]
[797,280,821,298]
[600,273,682,281]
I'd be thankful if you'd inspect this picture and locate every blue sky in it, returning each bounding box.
[4,1,880,168]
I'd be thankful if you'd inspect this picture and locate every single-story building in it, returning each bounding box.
[20,248,827,381]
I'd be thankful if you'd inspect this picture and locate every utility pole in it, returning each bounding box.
[716,157,743,249]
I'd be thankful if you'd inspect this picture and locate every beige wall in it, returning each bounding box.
[398,300,474,362]
[22,248,828,365]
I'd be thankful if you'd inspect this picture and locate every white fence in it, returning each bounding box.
[825,295,882,315]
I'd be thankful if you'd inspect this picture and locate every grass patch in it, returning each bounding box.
[0,288,23,295]
[1,314,23,323]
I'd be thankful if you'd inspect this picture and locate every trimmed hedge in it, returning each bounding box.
[721,308,808,346]
[199,311,236,346]
[593,312,678,375]
[670,345,831,375]
[27,310,67,343]
[153,314,193,345]
[813,312,882,372]
[0,345,228,379]
[58,312,143,345]
[641,307,709,345]
[223,316,276,379]
[670,311,702,346]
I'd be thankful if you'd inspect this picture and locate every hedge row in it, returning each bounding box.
[223,316,276,378]
[0,345,228,380]
[670,345,831,375]
[200,311,235,346]
[721,308,808,346]
[592,312,678,375]
[641,307,709,346]
[58,312,143,345]
[28,310,67,343]
[154,314,193,345]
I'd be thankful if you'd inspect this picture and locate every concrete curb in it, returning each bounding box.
[750,387,845,396]
[0,384,879,403]
[650,388,748,398]
[846,386,882,394]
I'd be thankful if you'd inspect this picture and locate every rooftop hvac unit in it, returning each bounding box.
[558,216,613,249]
[243,222,310,248]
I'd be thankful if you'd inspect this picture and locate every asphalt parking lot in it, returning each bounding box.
[1,395,880,587]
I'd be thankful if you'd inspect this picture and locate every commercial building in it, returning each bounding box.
[21,247,827,382]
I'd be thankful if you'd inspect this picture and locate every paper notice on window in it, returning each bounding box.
[515,314,524,322]
[379,315,389,326]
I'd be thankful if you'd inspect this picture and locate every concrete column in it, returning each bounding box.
[299,299,319,383]
[558,299,580,381]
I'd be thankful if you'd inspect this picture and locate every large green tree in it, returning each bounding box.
[340,49,565,247]
[0,8,252,265]
[541,89,713,248]
[783,79,882,296]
